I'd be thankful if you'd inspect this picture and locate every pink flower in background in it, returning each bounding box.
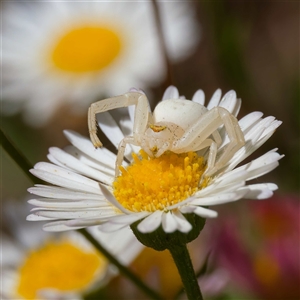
[211,195,300,300]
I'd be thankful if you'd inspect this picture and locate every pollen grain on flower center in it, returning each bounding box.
[113,151,208,212]
[17,240,105,298]
[51,25,122,73]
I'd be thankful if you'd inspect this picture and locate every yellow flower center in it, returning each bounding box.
[17,240,105,299]
[51,25,122,73]
[113,151,208,212]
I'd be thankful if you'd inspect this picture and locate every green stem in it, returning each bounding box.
[0,127,42,185]
[78,229,162,300]
[169,244,203,300]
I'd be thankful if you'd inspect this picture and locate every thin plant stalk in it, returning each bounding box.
[0,127,42,184]
[169,244,203,300]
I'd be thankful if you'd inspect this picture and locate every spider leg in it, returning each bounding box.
[173,107,245,175]
[156,141,171,157]
[88,92,150,148]
[115,136,139,177]
[212,130,222,146]
[208,108,245,175]
[175,138,218,176]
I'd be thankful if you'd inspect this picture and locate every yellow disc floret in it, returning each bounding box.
[51,25,122,73]
[17,240,105,299]
[113,151,209,212]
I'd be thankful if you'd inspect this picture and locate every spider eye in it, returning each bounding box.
[149,124,166,132]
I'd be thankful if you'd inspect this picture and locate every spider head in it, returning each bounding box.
[143,122,185,157]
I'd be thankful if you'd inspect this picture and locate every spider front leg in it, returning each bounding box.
[208,108,245,175]
[115,136,137,177]
[88,92,150,148]
[173,107,245,175]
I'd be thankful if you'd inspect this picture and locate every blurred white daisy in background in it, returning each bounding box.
[1,202,143,299]
[27,86,283,234]
[1,1,200,126]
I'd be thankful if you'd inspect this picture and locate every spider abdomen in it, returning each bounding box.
[153,99,207,130]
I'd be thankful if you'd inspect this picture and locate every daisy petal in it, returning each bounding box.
[192,89,205,105]
[64,130,117,167]
[100,212,149,232]
[26,214,53,221]
[207,89,221,109]
[30,162,101,194]
[30,208,116,220]
[28,198,109,209]
[137,210,164,233]
[43,220,85,232]
[240,183,278,199]
[49,147,114,185]
[162,85,179,100]
[28,185,102,200]
[99,184,132,214]
[190,190,247,206]
[238,111,264,133]
[192,206,218,218]
[64,145,115,175]
[97,112,126,151]
[172,210,192,233]
[162,211,178,233]
[219,90,237,114]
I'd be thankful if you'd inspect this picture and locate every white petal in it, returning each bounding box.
[30,163,101,194]
[173,210,192,233]
[214,169,248,186]
[137,210,164,233]
[49,147,114,185]
[28,185,102,200]
[192,89,205,105]
[47,153,65,169]
[27,214,53,221]
[99,184,132,214]
[229,150,283,181]
[218,90,237,114]
[263,120,282,136]
[162,85,179,100]
[64,130,116,167]
[30,208,115,219]
[162,211,178,233]
[190,190,247,206]
[64,145,115,176]
[97,112,126,150]
[43,221,85,232]
[195,181,245,198]
[191,206,218,218]
[178,205,196,214]
[244,116,276,142]
[238,111,264,133]
[231,98,241,117]
[240,183,278,199]
[28,198,108,209]
[100,212,149,232]
[207,89,221,109]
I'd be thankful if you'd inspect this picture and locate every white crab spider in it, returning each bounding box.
[88,87,245,177]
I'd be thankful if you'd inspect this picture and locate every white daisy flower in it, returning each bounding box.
[2,203,143,299]
[27,86,283,235]
[1,1,199,126]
